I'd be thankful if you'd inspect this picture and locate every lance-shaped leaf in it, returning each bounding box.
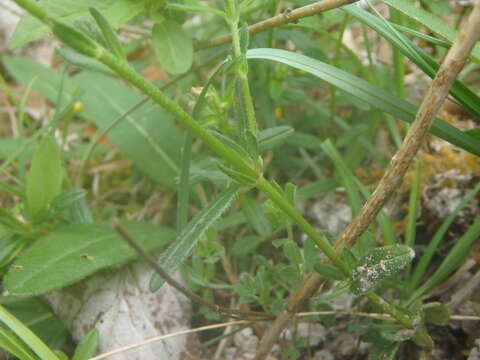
[89,7,125,61]
[25,135,63,217]
[149,185,239,291]
[351,245,414,295]
[246,48,480,157]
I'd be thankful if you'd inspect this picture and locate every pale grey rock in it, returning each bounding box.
[45,262,191,360]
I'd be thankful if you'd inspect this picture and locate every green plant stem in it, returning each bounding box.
[97,51,258,180]
[227,2,258,135]
[256,178,349,275]
[365,292,413,328]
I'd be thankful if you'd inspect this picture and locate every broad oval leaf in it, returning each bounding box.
[350,244,414,295]
[150,185,239,291]
[26,135,63,217]
[246,48,480,157]
[5,222,174,295]
[152,20,193,75]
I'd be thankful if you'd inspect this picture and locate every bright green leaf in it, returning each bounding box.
[25,135,63,217]
[152,20,193,74]
[5,222,174,295]
[246,48,480,157]
[8,0,145,50]
[72,328,99,360]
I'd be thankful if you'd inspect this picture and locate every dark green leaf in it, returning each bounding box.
[423,302,450,326]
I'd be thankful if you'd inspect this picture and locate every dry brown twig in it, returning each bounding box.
[255,1,480,358]
[197,0,359,49]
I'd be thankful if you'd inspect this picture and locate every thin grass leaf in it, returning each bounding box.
[381,0,480,62]
[405,162,421,249]
[246,48,480,157]
[0,305,60,360]
[320,139,396,245]
[177,61,228,232]
[150,185,239,292]
[343,4,480,118]
[408,183,480,292]
[89,7,125,60]
[409,216,480,303]
[321,139,362,215]
[393,24,450,48]
[0,326,37,360]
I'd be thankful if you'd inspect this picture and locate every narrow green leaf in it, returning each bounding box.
[241,198,272,237]
[409,183,480,291]
[4,297,68,350]
[5,222,174,295]
[351,244,415,295]
[152,20,193,74]
[258,126,294,152]
[0,326,37,360]
[89,7,125,60]
[381,0,480,62]
[8,0,144,50]
[343,4,480,118]
[410,216,480,302]
[72,328,99,360]
[55,47,115,75]
[0,305,60,360]
[246,48,480,157]
[314,264,345,281]
[150,185,239,291]
[321,139,362,215]
[25,135,63,217]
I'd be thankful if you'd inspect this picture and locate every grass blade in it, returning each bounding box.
[408,183,480,293]
[381,0,480,63]
[0,305,59,360]
[409,216,480,304]
[343,4,480,118]
[246,48,480,157]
